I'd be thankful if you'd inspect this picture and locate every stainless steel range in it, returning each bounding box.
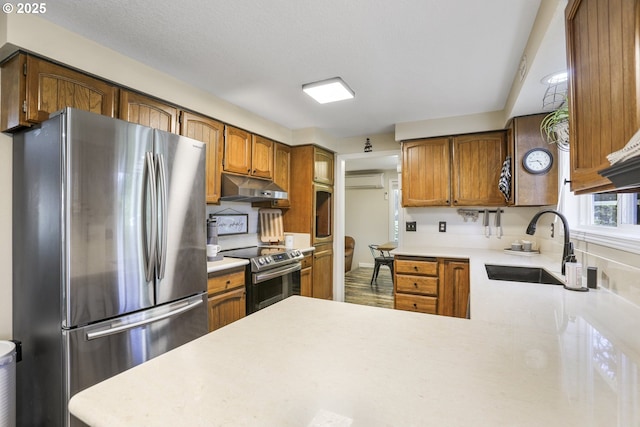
[220,246,304,314]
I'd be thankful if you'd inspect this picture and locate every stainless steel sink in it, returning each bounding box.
[484,264,563,285]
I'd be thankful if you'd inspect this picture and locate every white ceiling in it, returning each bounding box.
[38,0,567,146]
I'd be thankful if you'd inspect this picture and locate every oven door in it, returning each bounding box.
[248,263,301,314]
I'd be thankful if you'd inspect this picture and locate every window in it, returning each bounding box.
[589,193,639,227]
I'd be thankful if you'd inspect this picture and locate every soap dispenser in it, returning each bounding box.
[564,244,583,290]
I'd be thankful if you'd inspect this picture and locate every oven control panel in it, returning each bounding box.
[252,249,304,271]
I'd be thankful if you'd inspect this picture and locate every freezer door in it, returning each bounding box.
[154,129,207,305]
[65,109,155,327]
[64,293,208,427]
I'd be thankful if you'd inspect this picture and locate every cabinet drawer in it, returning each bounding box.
[394,293,437,314]
[395,259,438,276]
[207,269,245,295]
[396,275,438,296]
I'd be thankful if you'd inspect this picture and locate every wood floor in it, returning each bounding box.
[344,266,393,309]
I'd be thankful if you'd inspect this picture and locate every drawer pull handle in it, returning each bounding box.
[413,282,418,287]
[413,303,417,308]
[226,280,231,285]
[413,266,418,270]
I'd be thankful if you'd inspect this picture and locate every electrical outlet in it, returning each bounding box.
[406,221,417,232]
[439,221,446,232]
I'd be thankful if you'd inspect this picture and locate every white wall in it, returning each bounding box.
[345,169,398,269]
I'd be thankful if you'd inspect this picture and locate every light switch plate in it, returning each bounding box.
[439,221,446,232]
[406,221,417,232]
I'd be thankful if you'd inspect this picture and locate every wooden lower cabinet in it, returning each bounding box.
[300,252,313,297]
[439,259,470,318]
[394,256,469,318]
[207,267,246,332]
[312,244,333,300]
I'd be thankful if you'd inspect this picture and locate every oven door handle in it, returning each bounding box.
[254,263,301,284]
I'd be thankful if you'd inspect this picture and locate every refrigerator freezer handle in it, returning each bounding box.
[86,298,203,341]
[156,153,168,280]
[144,152,158,282]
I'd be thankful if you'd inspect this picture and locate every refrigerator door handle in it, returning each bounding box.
[86,298,204,341]
[156,153,168,280]
[143,151,158,282]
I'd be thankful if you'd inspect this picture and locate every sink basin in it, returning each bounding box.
[484,264,563,285]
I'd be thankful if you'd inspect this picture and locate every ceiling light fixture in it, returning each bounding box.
[541,71,568,85]
[302,77,355,104]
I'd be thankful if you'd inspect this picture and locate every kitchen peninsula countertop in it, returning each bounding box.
[70,247,640,426]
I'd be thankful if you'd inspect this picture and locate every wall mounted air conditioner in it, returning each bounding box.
[345,172,384,189]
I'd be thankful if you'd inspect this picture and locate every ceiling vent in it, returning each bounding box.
[345,172,384,189]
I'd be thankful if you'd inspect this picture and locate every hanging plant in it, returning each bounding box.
[540,101,569,151]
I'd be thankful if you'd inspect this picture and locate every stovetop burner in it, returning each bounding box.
[220,246,304,272]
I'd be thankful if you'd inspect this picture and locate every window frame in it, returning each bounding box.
[572,193,640,255]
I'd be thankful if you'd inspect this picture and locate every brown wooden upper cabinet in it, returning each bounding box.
[401,131,507,207]
[314,147,334,185]
[507,114,558,206]
[1,53,117,132]
[251,134,274,179]
[565,0,640,194]
[271,142,291,207]
[119,90,178,133]
[402,137,451,206]
[223,125,274,179]
[452,131,507,206]
[180,111,224,204]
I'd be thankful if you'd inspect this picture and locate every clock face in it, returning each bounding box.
[523,148,553,174]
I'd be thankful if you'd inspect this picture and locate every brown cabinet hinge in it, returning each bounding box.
[22,100,27,113]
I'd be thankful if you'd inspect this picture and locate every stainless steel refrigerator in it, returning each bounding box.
[12,108,209,426]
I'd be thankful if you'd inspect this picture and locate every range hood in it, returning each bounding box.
[220,173,287,202]
[598,156,640,191]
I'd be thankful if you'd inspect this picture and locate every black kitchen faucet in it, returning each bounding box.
[526,209,573,275]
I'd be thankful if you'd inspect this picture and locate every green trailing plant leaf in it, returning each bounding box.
[540,102,569,144]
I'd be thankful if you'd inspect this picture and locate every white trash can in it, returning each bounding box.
[0,341,16,427]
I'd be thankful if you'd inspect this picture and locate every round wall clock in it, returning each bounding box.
[522,148,553,174]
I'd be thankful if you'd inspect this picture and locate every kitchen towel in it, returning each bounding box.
[498,155,511,201]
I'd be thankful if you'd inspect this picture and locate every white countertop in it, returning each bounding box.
[206,257,249,273]
[70,247,640,426]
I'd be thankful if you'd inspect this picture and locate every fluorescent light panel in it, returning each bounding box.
[302,77,354,104]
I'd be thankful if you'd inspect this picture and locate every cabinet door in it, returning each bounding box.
[314,147,334,185]
[119,90,178,132]
[207,288,246,332]
[224,125,252,175]
[300,266,313,297]
[439,260,469,318]
[401,138,451,206]
[510,114,558,206]
[180,112,224,204]
[251,135,274,179]
[272,143,291,207]
[312,245,333,300]
[21,55,116,126]
[452,132,506,206]
[566,0,640,193]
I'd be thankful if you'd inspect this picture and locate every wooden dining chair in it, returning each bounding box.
[368,244,394,287]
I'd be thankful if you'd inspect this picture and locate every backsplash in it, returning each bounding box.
[206,202,262,250]
[402,206,546,250]
[574,240,640,307]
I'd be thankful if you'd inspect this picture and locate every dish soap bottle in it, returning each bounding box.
[564,253,582,289]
